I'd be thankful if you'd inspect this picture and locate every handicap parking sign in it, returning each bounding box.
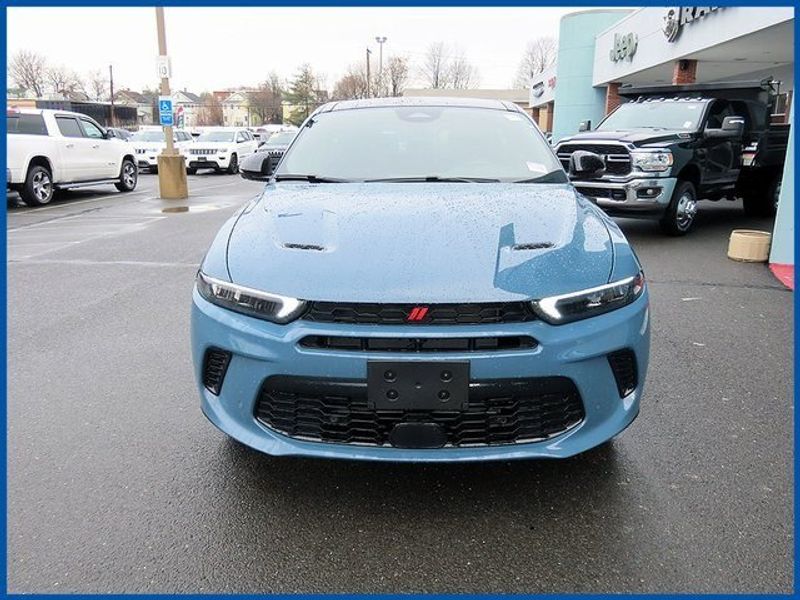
[158,96,174,127]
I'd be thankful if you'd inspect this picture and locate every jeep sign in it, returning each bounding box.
[609,32,638,62]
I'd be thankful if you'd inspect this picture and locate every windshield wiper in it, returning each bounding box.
[273,174,351,183]
[513,172,568,184]
[363,176,500,183]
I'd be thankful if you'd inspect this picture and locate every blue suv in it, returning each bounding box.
[191,97,650,462]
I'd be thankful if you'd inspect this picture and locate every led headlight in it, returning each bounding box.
[631,150,673,172]
[532,272,645,325]
[196,271,306,324]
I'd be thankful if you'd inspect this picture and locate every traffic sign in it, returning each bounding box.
[158,96,174,127]
[156,55,172,79]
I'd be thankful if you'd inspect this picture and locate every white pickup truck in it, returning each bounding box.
[7,108,139,206]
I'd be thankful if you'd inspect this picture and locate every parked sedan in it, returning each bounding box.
[185,128,258,174]
[191,97,650,462]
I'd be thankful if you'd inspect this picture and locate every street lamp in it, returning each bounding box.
[375,36,387,75]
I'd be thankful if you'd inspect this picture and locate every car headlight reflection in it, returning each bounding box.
[532,272,645,324]
[196,271,306,323]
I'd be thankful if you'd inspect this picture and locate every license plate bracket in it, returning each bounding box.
[368,361,469,411]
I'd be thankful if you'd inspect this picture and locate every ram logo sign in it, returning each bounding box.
[663,7,720,42]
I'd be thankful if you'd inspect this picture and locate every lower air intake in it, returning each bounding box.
[202,348,231,395]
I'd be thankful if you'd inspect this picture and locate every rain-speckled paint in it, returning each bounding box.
[192,181,650,461]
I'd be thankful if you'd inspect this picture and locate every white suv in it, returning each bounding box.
[184,128,258,174]
[7,108,138,206]
[130,129,195,173]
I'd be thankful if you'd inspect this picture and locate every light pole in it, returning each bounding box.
[108,64,115,127]
[154,6,188,199]
[375,36,387,75]
[366,47,372,98]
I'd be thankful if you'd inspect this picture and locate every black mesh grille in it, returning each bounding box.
[254,376,585,447]
[302,302,537,325]
[558,143,632,176]
[202,348,231,395]
[608,349,638,397]
[299,335,537,353]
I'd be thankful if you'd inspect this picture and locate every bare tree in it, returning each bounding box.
[248,78,283,124]
[86,69,108,101]
[387,55,409,97]
[420,42,450,89]
[47,65,85,99]
[513,36,557,88]
[332,63,369,100]
[448,51,479,89]
[196,92,224,126]
[8,50,47,97]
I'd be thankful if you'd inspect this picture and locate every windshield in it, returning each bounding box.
[597,102,706,131]
[130,131,165,142]
[265,131,296,145]
[276,106,565,183]
[196,131,235,142]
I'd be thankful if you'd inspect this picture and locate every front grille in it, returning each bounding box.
[302,302,537,325]
[558,143,632,176]
[254,376,585,447]
[299,335,537,353]
[608,349,638,397]
[202,348,231,395]
[190,148,219,155]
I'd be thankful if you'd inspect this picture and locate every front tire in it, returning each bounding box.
[115,158,138,192]
[20,164,54,206]
[226,153,239,174]
[742,175,780,218]
[659,180,697,236]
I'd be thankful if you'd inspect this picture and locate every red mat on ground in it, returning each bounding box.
[769,263,794,290]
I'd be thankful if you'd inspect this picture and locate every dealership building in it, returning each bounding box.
[531,7,795,285]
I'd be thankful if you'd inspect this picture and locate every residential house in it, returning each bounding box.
[221,90,251,127]
[113,89,157,125]
[172,89,202,128]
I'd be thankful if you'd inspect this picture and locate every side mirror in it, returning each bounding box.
[578,120,591,132]
[240,151,277,181]
[705,116,744,139]
[568,150,606,178]
[105,129,116,139]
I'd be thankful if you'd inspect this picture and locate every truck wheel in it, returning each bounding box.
[659,180,698,236]
[743,176,780,217]
[226,154,239,174]
[20,164,54,206]
[115,159,138,192]
[186,167,197,175]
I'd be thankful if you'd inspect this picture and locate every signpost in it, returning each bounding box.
[158,96,174,127]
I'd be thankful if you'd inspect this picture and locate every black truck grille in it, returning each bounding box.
[302,302,537,325]
[558,143,632,176]
[299,335,537,353]
[254,376,585,447]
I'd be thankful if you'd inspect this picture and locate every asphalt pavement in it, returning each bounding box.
[6,174,794,593]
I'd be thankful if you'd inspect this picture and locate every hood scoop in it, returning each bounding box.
[512,242,554,251]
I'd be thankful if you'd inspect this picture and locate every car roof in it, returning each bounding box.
[317,96,523,114]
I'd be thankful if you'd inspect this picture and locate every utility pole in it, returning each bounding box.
[156,7,175,154]
[375,36,387,76]
[366,47,372,98]
[154,6,188,199]
[108,65,115,127]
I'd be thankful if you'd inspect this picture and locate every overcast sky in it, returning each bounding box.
[7,7,574,93]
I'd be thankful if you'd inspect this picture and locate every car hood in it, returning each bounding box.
[558,129,693,147]
[225,183,614,303]
[192,141,235,149]
[132,141,166,150]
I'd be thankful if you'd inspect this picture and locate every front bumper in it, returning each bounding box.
[191,290,650,462]
[136,154,159,169]
[187,155,231,170]
[574,177,677,216]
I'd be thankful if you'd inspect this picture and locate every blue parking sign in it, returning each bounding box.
[158,96,174,127]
